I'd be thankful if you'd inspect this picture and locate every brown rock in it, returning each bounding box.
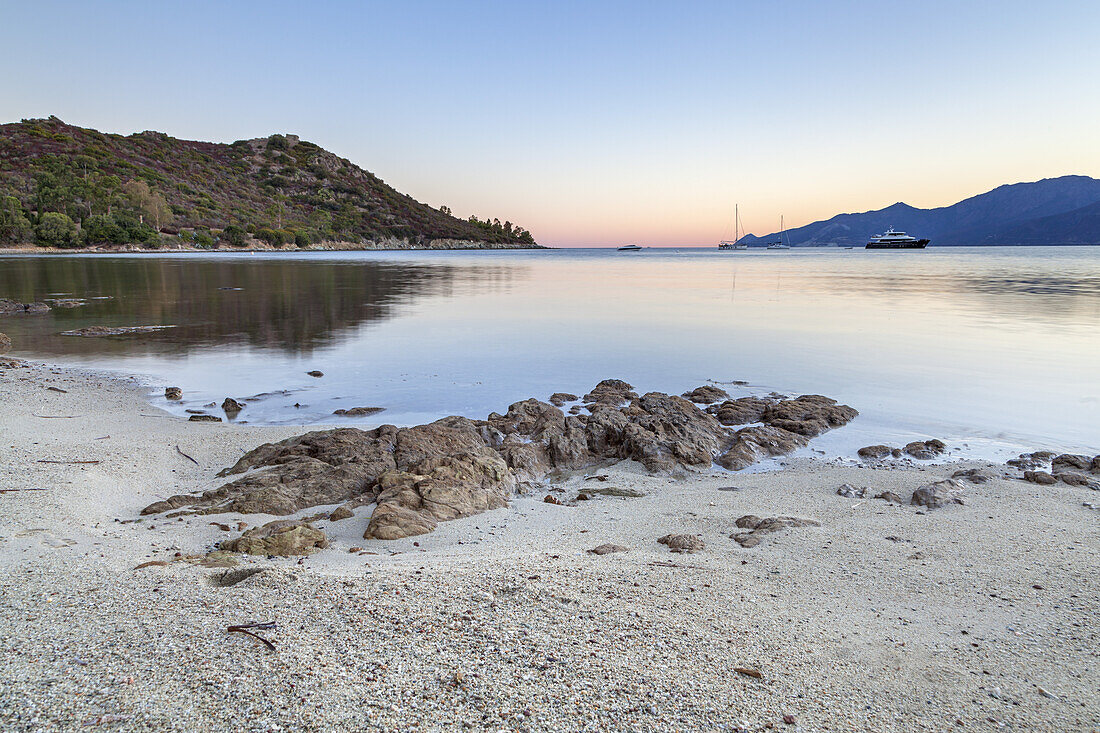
[903,439,947,460]
[761,395,858,437]
[221,519,328,556]
[306,370,324,377]
[1007,451,1054,470]
[0,332,10,353]
[60,325,174,336]
[709,396,770,426]
[858,445,895,460]
[732,515,820,547]
[1052,454,1091,473]
[165,386,183,400]
[588,544,629,555]
[836,484,866,498]
[543,495,564,505]
[716,425,806,470]
[657,534,705,553]
[1056,471,1098,488]
[874,491,905,503]
[582,379,637,405]
[328,505,354,521]
[548,392,578,407]
[910,479,965,508]
[0,298,51,315]
[1023,470,1056,485]
[188,414,222,422]
[681,385,729,404]
[222,397,244,414]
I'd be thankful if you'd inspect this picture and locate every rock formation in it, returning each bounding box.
[657,534,705,553]
[142,379,857,541]
[911,479,966,508]
[731,515,820,547]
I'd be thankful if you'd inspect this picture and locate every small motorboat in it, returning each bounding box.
[617,244,643,252]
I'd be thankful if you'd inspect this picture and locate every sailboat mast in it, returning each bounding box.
[735,204,739,243]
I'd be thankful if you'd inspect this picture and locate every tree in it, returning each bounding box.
[122,180,172,231]
[220,224,247,247]
[439,205,452,216]
[0,196,32,242]
[35,212,78,247]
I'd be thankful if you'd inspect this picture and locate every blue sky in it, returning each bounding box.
[3,0,1098,245]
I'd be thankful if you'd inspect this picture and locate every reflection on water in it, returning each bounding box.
[1,247,1098,454]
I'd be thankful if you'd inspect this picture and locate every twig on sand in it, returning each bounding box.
[31,414,81,419]
[583,474,610,482]
[36,459,100,465]
[227,622,277,651]
[46,386,68,393]
[94,435,110,440]
[647,560,706,570]
[176,445,199,465]
[0,487,48,493]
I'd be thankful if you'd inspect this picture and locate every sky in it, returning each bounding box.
[2,0,1099,246]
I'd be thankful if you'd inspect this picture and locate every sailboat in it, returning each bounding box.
[766,215,791,250]
[718,204,749,250]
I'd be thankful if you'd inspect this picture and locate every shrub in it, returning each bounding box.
[82,214,125,244]
[36,212,78,247]
[266,134,288,150]
[220,224,247,247]
[255,228,286,246]
[294,230,312,248]
[193,230,215,249]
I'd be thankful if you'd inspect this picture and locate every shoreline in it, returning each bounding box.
[1,359,1098,731]
[0,240,547,255]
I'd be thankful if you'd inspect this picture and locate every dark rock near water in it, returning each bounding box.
[732,515,820,547]
[858,445,894,460]
[221,519,328,556]
[657,534,705,553]
[1007,451,1055,470]
[709,397,770,426]
[761,395,859,438]
[682,385,729,404]
[903,440,947,460]
[165,387,183,400]
[188,414,221,423]
[911,479,965,508]
[1052,454,1091,473]
[333,406,386,417]
[142,379,856,542]
[222,398,244,414]
[1023,470,1057,485]
[1056,471,1098,489]
[0,298,51,315]
[582,379,637,405]
[548,392,578,407]
[306,370,324,377]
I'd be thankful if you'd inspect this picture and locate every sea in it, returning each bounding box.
[2,246,1098,464]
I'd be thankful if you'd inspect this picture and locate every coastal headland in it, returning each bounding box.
[1,358,1097,731]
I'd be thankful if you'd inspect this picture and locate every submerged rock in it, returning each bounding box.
[221,520,328,556]
[731,515,820,547]
[306,370,324,377]
[165,386,183,400]
[141,379,856,543]
[1007,451,1055,471]
[0,298,51,315]
[682,385,729,404]
[333,406,386,417]
[911,479,966,508]
[60,325,175,337]
[188,414,221,422]
[222,397,244,414]
[657,534,705,553]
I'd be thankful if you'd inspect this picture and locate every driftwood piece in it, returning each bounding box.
[36,459,100,465]
[32,414,81,419]
[176,446,199,465]
[227,622,277,651]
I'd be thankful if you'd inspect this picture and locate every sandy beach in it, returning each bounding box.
[1,359,1098,732]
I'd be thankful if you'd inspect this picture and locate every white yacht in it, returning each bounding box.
[866,228,929,249]
[766,215,791,250]
[719,204,749,250]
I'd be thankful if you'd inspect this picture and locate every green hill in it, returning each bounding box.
[0,116,540,250]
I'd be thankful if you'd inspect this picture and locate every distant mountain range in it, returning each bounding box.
[739,176,1100,246]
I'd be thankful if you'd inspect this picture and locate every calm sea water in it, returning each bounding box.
[2,247,1098,460]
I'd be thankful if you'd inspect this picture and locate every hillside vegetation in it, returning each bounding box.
[0,117,538,249]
